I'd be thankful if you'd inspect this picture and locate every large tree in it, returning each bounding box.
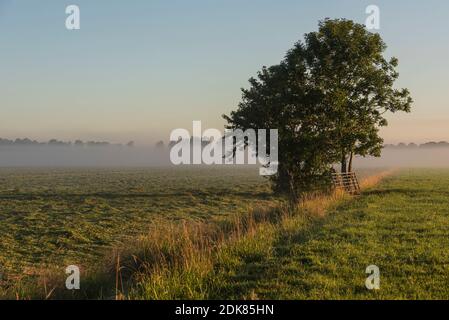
[224,19,412,198]
[224,50,335,198]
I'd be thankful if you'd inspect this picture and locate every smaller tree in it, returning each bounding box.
[302,19,412,172]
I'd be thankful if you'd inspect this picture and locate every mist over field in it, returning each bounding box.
[1,145,449,168]
[355,148,449,168]
[0,145,170,167]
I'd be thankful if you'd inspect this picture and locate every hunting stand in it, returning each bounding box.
[331,172,361,195]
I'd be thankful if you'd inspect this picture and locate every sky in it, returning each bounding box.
[1,0,448,145]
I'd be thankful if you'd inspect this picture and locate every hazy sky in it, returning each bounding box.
[1,0,448,145]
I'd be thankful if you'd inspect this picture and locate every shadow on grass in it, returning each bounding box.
[210,216,333,299]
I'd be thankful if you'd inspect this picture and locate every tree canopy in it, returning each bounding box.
[224,19,412,198]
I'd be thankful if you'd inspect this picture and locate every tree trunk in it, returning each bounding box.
[341,153,347,173]
[348,151,354,173]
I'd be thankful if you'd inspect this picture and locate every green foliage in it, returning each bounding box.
[224,19,413,197]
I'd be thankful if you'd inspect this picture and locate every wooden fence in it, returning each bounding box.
[331,172,361,195]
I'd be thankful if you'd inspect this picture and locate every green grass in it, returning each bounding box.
[197,169,449,299]
[2,167,447,299]
[0,167,275,280]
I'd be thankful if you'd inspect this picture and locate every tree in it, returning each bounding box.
[303,19,412,172]
[224,46,336,199]
[224,19,412,198]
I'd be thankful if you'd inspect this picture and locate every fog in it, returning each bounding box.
[1,145,449,168]
[0,146,170,167]
[354,148,449,169]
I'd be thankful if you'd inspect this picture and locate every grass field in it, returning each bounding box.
[1,167,448,299]
[0,167,275,278]
[178,169,449,300]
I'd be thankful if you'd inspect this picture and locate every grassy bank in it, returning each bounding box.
[123,173,389,300]
[125,169,449,300]
[196,169,449,299]
[124,191,350,300]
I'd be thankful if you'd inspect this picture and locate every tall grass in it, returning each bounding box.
[117,173,389,299]
[115,205,287,299]
[359,169,395,189]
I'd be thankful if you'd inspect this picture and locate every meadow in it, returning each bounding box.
[199,169,449,299]
[0,167,275,283]
[1,167,448,299]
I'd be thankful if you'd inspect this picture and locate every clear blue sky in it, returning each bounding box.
[1,0,448,144]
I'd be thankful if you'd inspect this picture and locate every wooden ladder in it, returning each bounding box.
[331,172,361,195]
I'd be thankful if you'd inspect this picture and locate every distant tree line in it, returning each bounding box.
[384,141,449,149]
[158,140,449,150]
[156,138,212,149]
[0,138,135,147]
